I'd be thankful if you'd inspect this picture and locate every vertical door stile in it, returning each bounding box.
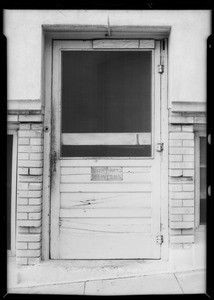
[152,40,161,256]
[51,41,62,259]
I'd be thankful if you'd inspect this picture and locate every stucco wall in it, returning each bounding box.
[4,9,211,103]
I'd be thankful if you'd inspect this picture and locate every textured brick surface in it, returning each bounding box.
[168,114,196,247]
[17,121,43,265]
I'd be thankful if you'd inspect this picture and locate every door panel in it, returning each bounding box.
[51,40,161,259]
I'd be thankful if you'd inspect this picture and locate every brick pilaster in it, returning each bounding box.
[16,120,43,265]
[168,116,195,249]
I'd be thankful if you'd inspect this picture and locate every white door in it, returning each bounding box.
[51,39,162,259]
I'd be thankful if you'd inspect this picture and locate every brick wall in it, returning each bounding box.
[16,116,43,265]
[168,111,206,250]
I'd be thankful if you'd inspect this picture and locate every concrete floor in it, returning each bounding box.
[7,269,206,295]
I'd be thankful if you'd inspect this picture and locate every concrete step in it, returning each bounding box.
[9,259,171,288]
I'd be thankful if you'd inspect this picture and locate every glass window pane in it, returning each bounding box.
[199,136,207,224]
[200,137,206,165]
[200,167,206,200]
[61,51,151,134]
[61,51,152,157]
[200,198,206,224]
[61,145,151,157]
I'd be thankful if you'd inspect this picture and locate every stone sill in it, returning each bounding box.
[171,101,206,113]
[7,100,44,114]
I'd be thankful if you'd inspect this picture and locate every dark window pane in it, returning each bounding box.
[7,135,13,250]
[200,167,206,200]
[200,137,206,165]
[200,198,206,225]
[61,145,151,157]
[199,137,206,224]
[61,51,151,134]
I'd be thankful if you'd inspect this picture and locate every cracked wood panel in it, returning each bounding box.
[60,218,151,234]
[61,193,151,209]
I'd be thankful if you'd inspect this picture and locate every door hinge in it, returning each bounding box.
[52,151,57,172]
[156,234,164,244]
[156,142,164,152]
[158,64,164,74]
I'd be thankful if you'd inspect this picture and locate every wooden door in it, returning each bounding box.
[51,40,162,259]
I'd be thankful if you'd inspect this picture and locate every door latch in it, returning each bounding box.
[52,151,57,172]
[156,143,164,152]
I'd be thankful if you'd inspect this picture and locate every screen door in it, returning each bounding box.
[51,40,162,259]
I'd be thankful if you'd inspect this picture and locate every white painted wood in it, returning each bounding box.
[60,183,152,193]
[60,219,151,233]
[42,36,52,261]
[60,159,154,167]
[61,167,151,182]
[43,25,171,40]
[50,41,63,259]
[148,40,161,259]
[61,193,151,209]
[60,208,151,218]
[159,38,169,260]
[61,133,151,146]
[61,166,151,174]
[93,39,139,48]
[59,234,157,259]
[51,39,162,259]
[139,40,155,49]
[7,130,17,257]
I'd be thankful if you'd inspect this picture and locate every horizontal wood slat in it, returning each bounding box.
[60,160,154,167]
[60,167,151,183]
[93,39,139,48]
[61,133,151,146]
[139,40,155,49]
[92,39,155,49]
[60,208,151,218]
[60,219,151,233]
[61,166,151,175]
[60,183,152,193]
[61,193,151,209]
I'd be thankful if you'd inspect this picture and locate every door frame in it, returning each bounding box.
[42,30,169,261]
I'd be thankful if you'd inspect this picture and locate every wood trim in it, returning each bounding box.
[61,133,151,146]
[42,36,52,261]
[93,39,139,48]
[43,25,171,40]
[160,38,169,260]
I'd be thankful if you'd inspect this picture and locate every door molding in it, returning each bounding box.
[42,34,169,261]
